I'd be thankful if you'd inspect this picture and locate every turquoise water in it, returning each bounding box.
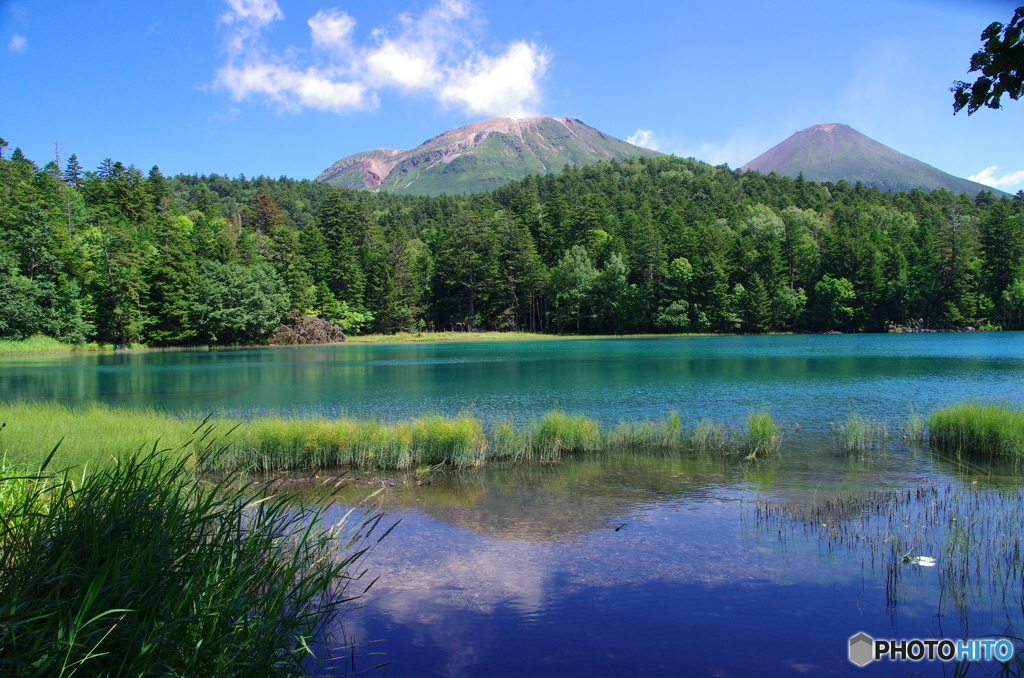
[2,333,1022,436]
[4,332,1024,676]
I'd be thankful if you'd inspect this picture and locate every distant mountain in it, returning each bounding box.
[316,116,661,196]
[741,123,1002,196]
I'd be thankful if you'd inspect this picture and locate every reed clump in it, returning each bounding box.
[689,417,728,453]
[743,409,780,459]
[532,411,602,458]
[230,415,489,471]
[831,413,890,453]
[0,447,386,676]
[607,411,683,449]
[904,408,926,442]
[929,403,1024,457]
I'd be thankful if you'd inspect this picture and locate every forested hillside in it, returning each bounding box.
[2,138,1023,347]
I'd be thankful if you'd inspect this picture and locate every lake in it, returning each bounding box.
[3,332,1024,676]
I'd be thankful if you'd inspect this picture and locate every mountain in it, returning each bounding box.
[741,123,1002,196]
[316,116,661,196]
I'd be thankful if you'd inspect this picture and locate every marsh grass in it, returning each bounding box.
[743,410,780,459]
[759,483,1024,672]
[0,445,388,677]
[905,408,927,443]
[607,412,683,449]
[929,403,1024,457]
[226,415,490,471]
[4,403,776,472]
[532,411,602,458]
[831,413,890,453]
[0,402,203,468]
[689,417,729,453]
[489,419,532,460]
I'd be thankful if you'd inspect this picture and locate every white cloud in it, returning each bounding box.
[365,40,441,89]
[308,9,355,54]
[220,0,283,26]
[627,129,659,151]
[969,166,1024,191]
[8,33,27,54]
[439,41,548,118]
[213,0,549,118]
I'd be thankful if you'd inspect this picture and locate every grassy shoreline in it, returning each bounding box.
[0,330,733,357]
[0,402,773,472]
[0,334,136,356]
[2,401,1019,472]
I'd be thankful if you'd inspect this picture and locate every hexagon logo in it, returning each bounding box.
[849,632,874,666]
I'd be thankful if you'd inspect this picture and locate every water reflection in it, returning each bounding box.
[276,442,1024,677]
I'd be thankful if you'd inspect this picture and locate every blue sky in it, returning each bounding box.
[2,0,1022,192]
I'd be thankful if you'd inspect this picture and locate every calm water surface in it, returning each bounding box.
[2,332,1023,433]
[4,333,1024,676]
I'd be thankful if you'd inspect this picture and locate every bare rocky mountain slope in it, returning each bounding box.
[316,116,661,196]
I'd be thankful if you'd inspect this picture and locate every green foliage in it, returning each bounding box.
[548,245,597,333]
[810,275,856,331]
[952,6,1024,114]
[3,142,1024,345]
[191,261,290,344]
[0,450,384,676]
[1002,279,1024,329]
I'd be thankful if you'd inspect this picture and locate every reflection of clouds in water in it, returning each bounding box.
[361,518,552,618]
[334,514,554,678]
[326,495,909,677]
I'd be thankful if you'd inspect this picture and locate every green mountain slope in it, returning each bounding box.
[316,116,661,196]
[741,123,1002,196]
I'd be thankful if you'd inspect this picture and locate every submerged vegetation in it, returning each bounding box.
[0,447,389,676]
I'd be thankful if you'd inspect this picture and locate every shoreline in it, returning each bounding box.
[3,326,1010,358]
[0,330,725,357]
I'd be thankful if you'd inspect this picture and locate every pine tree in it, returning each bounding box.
[63,154,84,187]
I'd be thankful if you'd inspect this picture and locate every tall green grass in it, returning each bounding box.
[0,447,388,676]
[831,413,890,453]
[607,411,683,449]
[0,334,121,355]
[0,335,80,355]
[929,403,1024,457]
[690,417,728,453]
[532,411,602,458]
[0,402,204,468]
[1,402,783,472]
[743,409,780,459]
